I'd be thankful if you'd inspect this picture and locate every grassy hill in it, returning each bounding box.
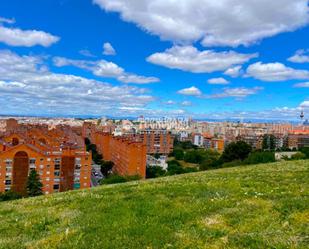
[0,160,308,249]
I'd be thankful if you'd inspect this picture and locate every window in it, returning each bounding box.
[29,158,36,164]
[54,171,60,177]
[53,184,60,190]
[75,164,81,170]
[5,180,11,185]
[54,158,61,169]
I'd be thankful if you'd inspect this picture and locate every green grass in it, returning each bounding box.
[0,160,308,249]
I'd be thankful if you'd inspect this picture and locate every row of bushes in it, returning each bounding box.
[100,174,141,185]
[0,191,22,202]
[146,160,198,179]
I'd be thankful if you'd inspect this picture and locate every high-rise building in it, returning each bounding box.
[90,131,147,178]
[135,129,174,155]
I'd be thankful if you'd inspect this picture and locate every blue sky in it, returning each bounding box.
[0,0,308,120]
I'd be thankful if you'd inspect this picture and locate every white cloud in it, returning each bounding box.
[294,82,309,88]
[103,42,116,55]
[246,62,309,81]
[207,77,230,85]
[177,86,202,96]
[300,100,309,108]
[288,49,309,63]
[94,0,309,47]
[0,18,59,47]
[53,56,159,84]
[181,100,192,106]
[117,74,159,84]
[208,87,263,99]
[79,49,96,58]
[0,17,15,24]
[0,50,155,116]
[164,100,176,105]
[147,46,257,73]
[224,65,243,78]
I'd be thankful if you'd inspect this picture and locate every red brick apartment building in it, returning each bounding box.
[83,123,147,178]
[93,132,147,178]
[288,129,309,149]
[135,129,174,155]
[0,119,91,195]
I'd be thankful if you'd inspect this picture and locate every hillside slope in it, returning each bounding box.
[0,160,308,249]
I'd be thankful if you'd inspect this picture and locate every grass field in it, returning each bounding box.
[0,160,308,249]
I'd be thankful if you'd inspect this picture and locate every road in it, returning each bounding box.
[91,163,104,187]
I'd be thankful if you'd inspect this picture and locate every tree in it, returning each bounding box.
[146,165,166,178]
[153,153,161,159]
[220,141,252,163]
[262,135,276,151]
[93,153,103,165]
[26,169,43,197]
[84,137,91,146]
[166,160,185,175]
[100,161,114,177]
[173,148,184,160]
[300,147,309,159]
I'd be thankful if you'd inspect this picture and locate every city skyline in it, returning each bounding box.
[0,0,308,120]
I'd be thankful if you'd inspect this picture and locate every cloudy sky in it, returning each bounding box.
[0,0,308,120]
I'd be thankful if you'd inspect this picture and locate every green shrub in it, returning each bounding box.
[100,175,127,185]
[199,157,222,170]
[0,191,22,202]
[100,161,114,177]
[146,166,166,178]
[166,161,185,175]
[125,175,142,181]
[291,152,306,160]
[100,174,142,185]
[300,147,309,159]
[173,148,184,160]
[244,151,276,165]
[183,167,198,173]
